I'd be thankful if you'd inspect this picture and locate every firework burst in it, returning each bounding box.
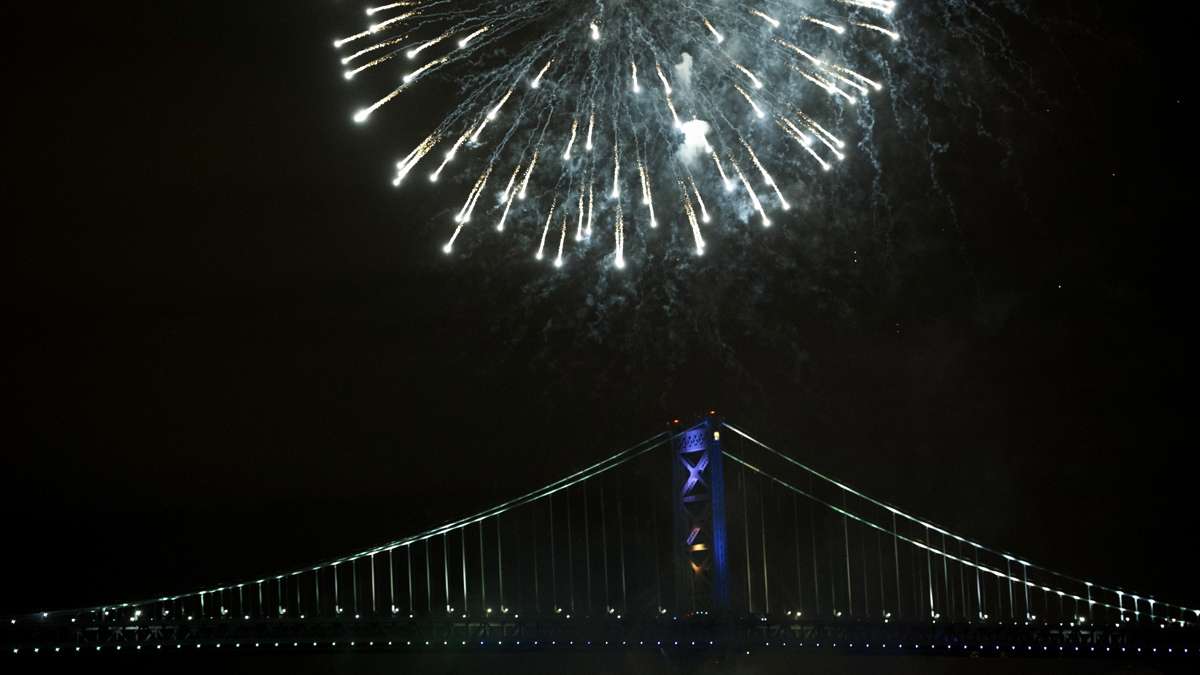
[334,0,902,269]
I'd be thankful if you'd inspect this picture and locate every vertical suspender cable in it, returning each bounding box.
[550,494,558,611]
[600,484,610,613]
[461,528,469,615]
[941,533,950,620]
[925,528,935,618]
[406,545,413,616]
[843,492,853,616]
[443,533,450,612]
[479,521,486,614]
[997,569,1005,620]
[829,513,838,613]
[425,539,432,614]
[793,495,803,614]
[583,483,592,615]
[1006,558,1014,619]
[497,514,505,611]
[913,544,922,618]
[741,467,754,614]
[1022,563,1031,620]
[892,513,901,619]
[876,529,885,618]
[389,549,395,613]
[957,540,966,620]
[759,487,770,615]
[513,511,522,613]
[371,553,377,614]
[810,485,820,617]
[533,501,541,612]
[617,481,628,613]
[652,492,663,612]
[974,545,982,619]
[861,528,870,617]
[567,489,576,613]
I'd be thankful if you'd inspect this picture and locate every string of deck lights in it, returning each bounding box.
[9,637,1199,657]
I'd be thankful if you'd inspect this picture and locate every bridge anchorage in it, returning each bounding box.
[5,416,1197,659]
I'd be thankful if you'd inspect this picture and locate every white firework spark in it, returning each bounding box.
[335,0,902,270]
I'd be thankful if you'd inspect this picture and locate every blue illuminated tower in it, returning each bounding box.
[672,415,730,614]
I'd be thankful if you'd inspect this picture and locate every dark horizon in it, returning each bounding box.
[1,0,1193,652]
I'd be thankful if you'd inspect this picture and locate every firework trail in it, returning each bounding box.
[334,0,902,270]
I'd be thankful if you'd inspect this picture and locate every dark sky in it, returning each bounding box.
[0,0,1192,620]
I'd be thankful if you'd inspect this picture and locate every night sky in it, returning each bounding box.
[1,0,1193,626]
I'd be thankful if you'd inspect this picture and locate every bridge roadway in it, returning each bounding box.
[7,611,1198,660]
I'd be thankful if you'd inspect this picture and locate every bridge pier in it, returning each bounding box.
[672,415,730,617]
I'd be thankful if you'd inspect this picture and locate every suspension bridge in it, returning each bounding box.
[5,417,1196,660]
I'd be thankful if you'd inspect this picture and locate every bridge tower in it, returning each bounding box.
[671,415,730,615]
